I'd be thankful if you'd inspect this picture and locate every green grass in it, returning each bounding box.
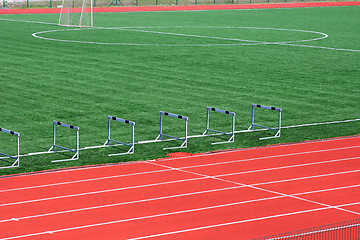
[0,6,359,175]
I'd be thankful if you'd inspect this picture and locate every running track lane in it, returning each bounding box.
[0,135,359,239]
[1,2,360,15]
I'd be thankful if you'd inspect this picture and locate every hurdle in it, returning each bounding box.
[248,104,282,140]
[104,116,135,156]
[155,111,188,150]
[48,120,80,163]
[203,107,236,145]
[0,127,20,169]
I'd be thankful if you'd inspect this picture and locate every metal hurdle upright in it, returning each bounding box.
[248,104,282,140]
[0,127,20,169]
[203,107,236,145]
[49,120,80,162]
[155,111,188,150]
[104,115,135,156]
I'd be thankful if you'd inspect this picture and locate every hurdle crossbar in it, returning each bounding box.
[203,107,236,145]
[104,116,135,156]
[155,111,188,150]
[248,104,282,140]
[0,127,20,169]
[49,120,80,163]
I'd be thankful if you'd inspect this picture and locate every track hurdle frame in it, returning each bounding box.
[49,120,79,163]
[155,111,188,150]
[203,107,236,145]
[0,127,20,169]
[248,104,282,140]
[104,116,135,156]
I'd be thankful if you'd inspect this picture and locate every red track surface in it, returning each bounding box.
[1,1,360,15]
[0,136,359,239]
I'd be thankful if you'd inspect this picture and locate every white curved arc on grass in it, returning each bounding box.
[32,26,328,46]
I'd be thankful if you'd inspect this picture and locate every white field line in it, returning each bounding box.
[278,43,360,52]
[0,18,58,26]
[2,200,359,240]
[127,202,360,240]
[147,161,360,215]
[1,179,360,225]
[0,146,360,193]
[1,156,359,209]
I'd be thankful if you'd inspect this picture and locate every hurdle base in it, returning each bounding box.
[49,145,79,163]
[155,134,187,150]
[259,131,281,140]
[202,129,234,145]
[248,124,281,140]
[105,139,135,156]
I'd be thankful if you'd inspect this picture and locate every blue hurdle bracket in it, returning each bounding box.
[248,104,282,140]
[49,120,80,162]
[155,111,188,150]
[203,107,236,145]
[104,116,135,156]
[0,127,20,169]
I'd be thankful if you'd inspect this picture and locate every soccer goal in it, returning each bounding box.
[59,0,93,27]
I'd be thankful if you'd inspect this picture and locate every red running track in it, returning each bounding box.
[0,135,359,239]
[1,1,360,15]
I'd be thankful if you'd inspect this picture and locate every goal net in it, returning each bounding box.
[59,0,93,27]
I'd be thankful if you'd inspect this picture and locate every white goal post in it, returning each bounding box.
[59,0,93,27]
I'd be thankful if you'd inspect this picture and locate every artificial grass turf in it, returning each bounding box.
[0,6,359,174]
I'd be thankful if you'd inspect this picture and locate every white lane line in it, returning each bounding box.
[148,161,360,216]
[0,177,208,207]
[0,168,170,193]
[1,156,359,207]
[1,181,359,225]
[0,185,244,223]
[1,145,358,193]
[127,202,360,240]
[180,146,360,170]
[2,201,359,240]
[252,168,360,187]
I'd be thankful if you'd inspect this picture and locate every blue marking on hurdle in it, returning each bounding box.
[49,120,80,162]
[248,104,282,140]
[203,107,236,145]
[0,127,20,169]
[156,111,188,150]
[105,115,135,156]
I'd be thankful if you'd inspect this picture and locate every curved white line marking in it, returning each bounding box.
[32,26,328,46]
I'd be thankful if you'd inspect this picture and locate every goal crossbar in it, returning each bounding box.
[155,111,188,150]
[104,115,135,156]
[203,107,235,145]
[0,127,20,169]
[248,104,282,140]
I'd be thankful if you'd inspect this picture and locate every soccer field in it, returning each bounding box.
[0,5,359,174]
